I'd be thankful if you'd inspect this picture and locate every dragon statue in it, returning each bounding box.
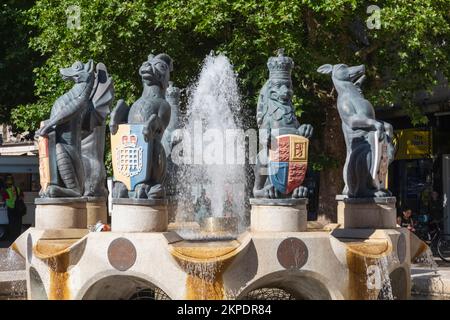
[81,63,114,197]
[36,60,114,198]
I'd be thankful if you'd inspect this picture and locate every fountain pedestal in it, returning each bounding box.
[250,198,307,232]
[336,196,397,229]
[86,197,108,227]
[35,197,87,229]
[112,199,168,232]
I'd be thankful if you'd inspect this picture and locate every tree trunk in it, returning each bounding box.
[317,100,346,224]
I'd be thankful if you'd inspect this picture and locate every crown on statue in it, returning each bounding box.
[267,48,294,80]
[166,81,180,98]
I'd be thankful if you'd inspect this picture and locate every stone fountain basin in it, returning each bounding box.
[32,229,89,260]
[169,231,251,264]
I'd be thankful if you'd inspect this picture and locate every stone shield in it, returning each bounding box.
[38,121,58,191]
[38,136,51,191]
[111,124,151,191]
[268,134,308,194]
[371,132,389,189]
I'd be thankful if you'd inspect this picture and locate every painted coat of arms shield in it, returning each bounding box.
[37,121,58,192]
[370,131,389,189]
[111,124,151,191]
[268,134,309,194]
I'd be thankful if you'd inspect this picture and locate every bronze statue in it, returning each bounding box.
[253,49,313,199]
[110,53,173,199]
[317,63,394,197]
[36,60,114,198]
[81,63,114,197]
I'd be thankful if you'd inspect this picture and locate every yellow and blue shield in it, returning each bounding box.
[268,134,308,194]
[111,124,150,191]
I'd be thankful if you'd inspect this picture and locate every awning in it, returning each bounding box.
[0,155,39,174]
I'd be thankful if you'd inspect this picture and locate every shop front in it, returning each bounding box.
[0,155,39,229]
[386,113,450,232]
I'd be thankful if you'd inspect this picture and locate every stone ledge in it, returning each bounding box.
[0,270,26,299]
[35,197,87,205]
[411,267,450,299]
[250,198,308,206]
[336,195,396,204]
[112,198,168,206]
[85,196,107,202]
[337,197,397,229]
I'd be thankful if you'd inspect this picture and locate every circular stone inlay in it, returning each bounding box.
[107,238,137,271]
[397,233,406,264]
[277,237,308,269]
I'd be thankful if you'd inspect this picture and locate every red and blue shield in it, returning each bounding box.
[268,134,309,194]
[111,124,151,191]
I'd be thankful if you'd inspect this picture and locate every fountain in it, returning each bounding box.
[6,50,420,300]
[172,53,246,238]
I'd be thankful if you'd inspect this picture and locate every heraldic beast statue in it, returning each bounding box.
[110,53,173,199]
[317,63,394,198]
[36,60,114,198]
[253,49,313,199]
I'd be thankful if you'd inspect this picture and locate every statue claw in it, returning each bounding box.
[147,184,165,199]
[133,183,150,199]
[373,189,391,197]
[298,124,313,139]
[263,184,279,199]
[35,127,48,138]
[292,186,308,198]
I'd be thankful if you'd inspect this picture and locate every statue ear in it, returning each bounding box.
[317,64,333,75]
[86,59,94,73]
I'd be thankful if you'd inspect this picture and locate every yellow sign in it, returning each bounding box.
[394,129,431,160]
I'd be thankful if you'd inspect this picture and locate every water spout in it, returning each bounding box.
[174,53,247,236]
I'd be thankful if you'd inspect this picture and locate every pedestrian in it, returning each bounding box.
[1,175,24,240]
[397,208,416,233]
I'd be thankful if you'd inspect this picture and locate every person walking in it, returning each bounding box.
[1,176,24,240]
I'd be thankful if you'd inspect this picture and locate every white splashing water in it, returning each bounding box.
[0,248,26,299]
[363,254,395,300]
[376,255,394,300]
[175,53,246,230]
[415,247,439,271]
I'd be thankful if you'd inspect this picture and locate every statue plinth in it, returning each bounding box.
[112,198,168,232]
[250,198,308,232]
[35,197,87,229]
[336,195,397,229]
[86,196,108,227]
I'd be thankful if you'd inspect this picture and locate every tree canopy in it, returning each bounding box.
[9,0,450,135]
[0,0,40,126]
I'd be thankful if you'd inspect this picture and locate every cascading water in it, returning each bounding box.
[173,53,247,238]
[0,248,26,299]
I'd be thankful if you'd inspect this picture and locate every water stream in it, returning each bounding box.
[173,53,247,236]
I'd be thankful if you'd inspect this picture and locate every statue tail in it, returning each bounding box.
[56,143,80,191]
